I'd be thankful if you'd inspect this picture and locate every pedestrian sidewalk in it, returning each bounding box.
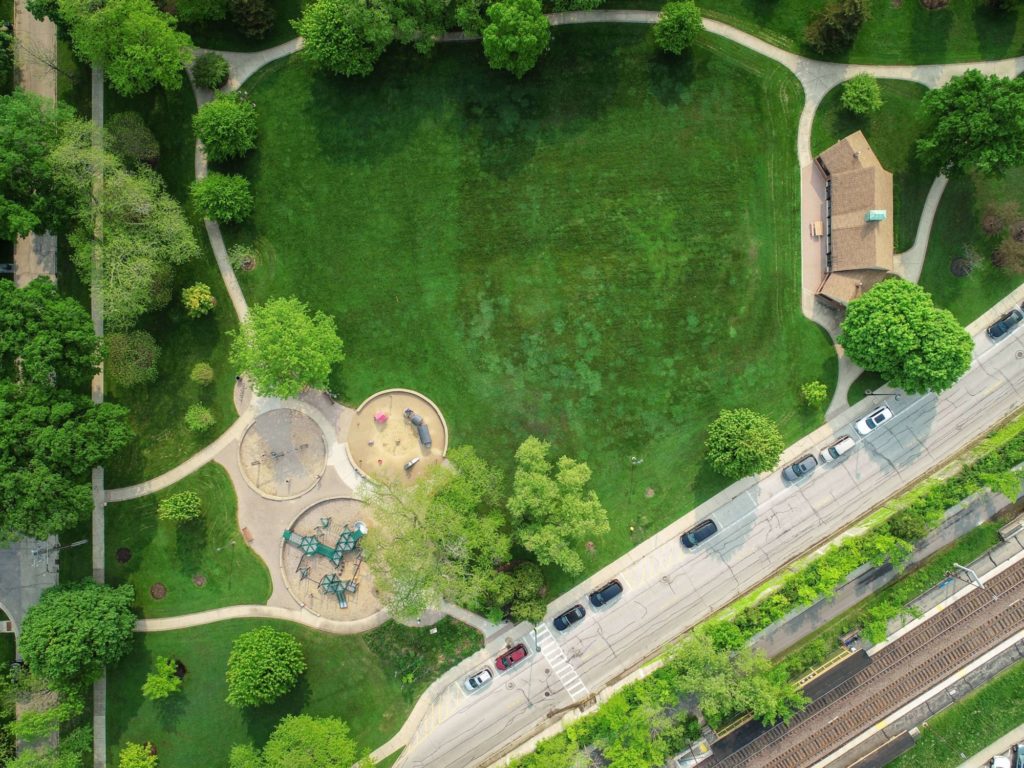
[957,724,1024,768]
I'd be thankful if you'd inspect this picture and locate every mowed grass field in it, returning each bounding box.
[228,25,835,593]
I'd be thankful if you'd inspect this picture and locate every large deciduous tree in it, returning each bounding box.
[225,626,307,707]
[838,278,974,394]
[362,446,512,620]
[653,0,702,55]
[703,408,784,479]
[192,92,258,163]
[916,70,1024,177]
[229,296,345,398]
[262,715,361,768]
[481,0,550,78]
[292,0,393,77]
[506,436,609,576]
[19,582,136,691]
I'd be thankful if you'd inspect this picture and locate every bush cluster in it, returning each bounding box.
[184,403,215,432]
[106,111,160,167]
[105,330,160,388]
[805,0,869,54]
[192,52,230,89]
[190,172,254,223]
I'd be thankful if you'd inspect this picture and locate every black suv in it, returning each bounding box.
[589,580,623,608]
[553,604,586,631]
[680,519,718,549]
[987,307,1024,340]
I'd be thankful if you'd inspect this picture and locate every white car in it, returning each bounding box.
[820,435,855,463]
[990,757,1011,768]
[463,668,493,693]
[854,406,893,436]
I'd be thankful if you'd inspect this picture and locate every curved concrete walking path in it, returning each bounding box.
[137,603,389,633]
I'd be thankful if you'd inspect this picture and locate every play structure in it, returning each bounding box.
[404,408,432,448]
[283,519,367,607]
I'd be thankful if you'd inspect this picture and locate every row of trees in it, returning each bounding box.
[364,436,609,622]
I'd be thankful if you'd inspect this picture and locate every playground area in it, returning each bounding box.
[239,409,327,499]
[280,497,381,620]
[347,389,448,485]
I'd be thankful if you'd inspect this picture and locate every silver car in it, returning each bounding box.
[463,668,493,693]
[820,435,855,463]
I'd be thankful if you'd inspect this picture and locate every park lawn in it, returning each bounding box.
[918,169,1024,325]
[228,25,835,594]
[608,0,1024,64]
[888,657,1024,768]
[105,463,271,618]
[811,80,932,252]
[101,75,238,488]
[181,0,308,51]
[846,371,886,407]
[107,618,481,767]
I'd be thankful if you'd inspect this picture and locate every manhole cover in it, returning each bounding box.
[950,258,973,277]
[150,583,167,600]
[115,547,132,563]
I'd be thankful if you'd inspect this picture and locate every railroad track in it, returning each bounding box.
[714,557,1024,768]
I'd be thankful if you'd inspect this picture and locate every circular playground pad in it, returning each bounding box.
[281,498,381,621]
[239,409,327,499]
[347,389,448,484]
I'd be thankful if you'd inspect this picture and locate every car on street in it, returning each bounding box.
[820,435,855,463]
[680,519,718,549]
[987,307,1024,340]
[1013,744,1024,768]
[463,668,493,692]
[782,453,818,481]
[589,579,623,608]
[855,406,894,436]
[495,644,528,672]
[553,604,586,631]
[990,757,1011,768]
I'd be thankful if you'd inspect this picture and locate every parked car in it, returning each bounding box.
[782,454,818,481]
[589,579,623,608]
[463,668,493,692]
[1013,743,1024,768]
[553,604,586,631]
[854,406,894,436]
[820,435,855,463]
[987,307,1024,340]
[680,519,718,549]
[495,644,528,672]
[989,757,1011,768]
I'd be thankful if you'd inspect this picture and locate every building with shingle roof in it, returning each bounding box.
[815,131,894,306]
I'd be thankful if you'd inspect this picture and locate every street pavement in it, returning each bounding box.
[396,290,1024,768]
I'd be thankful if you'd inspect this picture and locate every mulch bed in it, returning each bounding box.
[920,0,949,8]
[192,574,207,587]
[950,258,973,277]
[150,583,167,600]
[174,660,188,679]
[115,548,132,563]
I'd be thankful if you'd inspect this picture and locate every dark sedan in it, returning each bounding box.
[553,604,586,631]
[987,307,1024,340]
[680,519,718,549]
[589,580,623,608]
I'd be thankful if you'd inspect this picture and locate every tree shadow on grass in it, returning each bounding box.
[972,4,1019,59]
[175,516,210,579]
[911,5,952,64]
[241,676,312,744]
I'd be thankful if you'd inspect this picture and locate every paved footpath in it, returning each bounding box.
[956,722,1024,768]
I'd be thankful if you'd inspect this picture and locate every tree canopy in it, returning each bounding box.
[481,0,550,78]
[703,408,784,479]
[192,92,258,163]
[19,582,136,691]
[293,0,394,77]
[652,0,702,54]
[225,626,307,707]
[838,278,974,394]
[362,445,512,620]
[262,715,361,768]
[229,296,345,398]
[507,436,609,576]
[840,73,883,115]
[917,69,1024,177]
[189,172,255,223]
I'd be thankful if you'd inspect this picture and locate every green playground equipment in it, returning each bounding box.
[281,521,368,567]
[318,573,358,608]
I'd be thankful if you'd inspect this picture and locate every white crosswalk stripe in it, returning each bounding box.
[534,623,589,701]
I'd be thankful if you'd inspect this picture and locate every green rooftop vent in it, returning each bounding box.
[866,210,887,222]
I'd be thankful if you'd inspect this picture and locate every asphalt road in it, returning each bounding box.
[398,307,1024,768]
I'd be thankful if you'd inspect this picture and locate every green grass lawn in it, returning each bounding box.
[846,370,887,407]
[608,0,1024,64]
[227,25,835,594]
[918,169,1024,324]
[182,0,308,51]
[888,657,1024,768]
[811,80,932,252]
[100,76,238,487]
[105,463,271,618]
[108,618,481,767]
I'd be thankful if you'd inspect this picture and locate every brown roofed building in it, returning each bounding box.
[815,131,894,306]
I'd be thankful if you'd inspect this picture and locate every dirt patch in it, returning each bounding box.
[919,0,948,8]
[192,574,206,587]
[950,258,973,277]
[174,660,187,679]
[150,583,167,600]
[1012,221,1024,242]
[116,547,132,563]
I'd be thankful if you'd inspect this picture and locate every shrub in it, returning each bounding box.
[230,0,276,38]
[192,92,258,162]
[840,73,883,115]
[226,626,307,707]
[994,236,1024,273]
[653,0,702,54]
[106,331,160,388]
[228,243,258,271]
[704,408,785,479]
[106,111,160,167]
[184,403,215,432]
[141,656,182,700]
[119,742,158,768]
[190,361,215,386]
[481,0,550,79]
[181,282,216,318]
[800,380,829,409]
[190,173,254,223]
[192,51,230,89]
[805,0,870,54]
[174,0,229,22]
[157,491,203,522]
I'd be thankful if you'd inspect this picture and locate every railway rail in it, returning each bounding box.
[713,557,1024,768]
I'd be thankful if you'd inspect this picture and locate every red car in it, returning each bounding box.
[495,643,529,671]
